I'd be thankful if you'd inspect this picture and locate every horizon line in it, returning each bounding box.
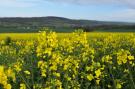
[0,16,134,23]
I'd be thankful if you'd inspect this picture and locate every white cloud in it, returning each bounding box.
[0,0,135,8]
[110,9,135,22]
[92,9,135,22]
[0,0,43,7]
[45,0,135,9]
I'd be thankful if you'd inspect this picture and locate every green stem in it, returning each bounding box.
[18,72,31,89]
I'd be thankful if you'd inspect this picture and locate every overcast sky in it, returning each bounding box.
[0,0,135,22]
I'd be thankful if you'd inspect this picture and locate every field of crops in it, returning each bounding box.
[0,29,135,89]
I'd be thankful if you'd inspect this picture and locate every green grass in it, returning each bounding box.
[95,28,135,32]
[0,27,76,33]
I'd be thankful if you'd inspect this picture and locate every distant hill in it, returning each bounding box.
[0,16,135,33]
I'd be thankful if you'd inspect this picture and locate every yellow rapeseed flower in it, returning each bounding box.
[87,74,94,81]
[20,83,26,89]
[24,70,31,75]
[95,69,101,78]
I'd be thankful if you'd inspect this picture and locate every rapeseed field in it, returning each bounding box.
[0,30,135,89]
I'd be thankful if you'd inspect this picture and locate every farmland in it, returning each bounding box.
[0,32,134,40]
[0,29,135,89]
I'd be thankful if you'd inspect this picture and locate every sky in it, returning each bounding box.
[0,0,135,22]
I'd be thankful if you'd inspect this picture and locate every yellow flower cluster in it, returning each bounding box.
[117,49,135,65]
[0,66,11,89]
[0,30,135,89]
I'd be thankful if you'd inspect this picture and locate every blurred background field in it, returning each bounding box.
[0,32,135,40]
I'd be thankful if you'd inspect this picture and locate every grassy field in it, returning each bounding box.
[95,28,135,32]
[0,27,76,33]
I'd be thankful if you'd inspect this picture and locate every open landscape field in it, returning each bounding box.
[1,0,135,88]
[0,29,135,89]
